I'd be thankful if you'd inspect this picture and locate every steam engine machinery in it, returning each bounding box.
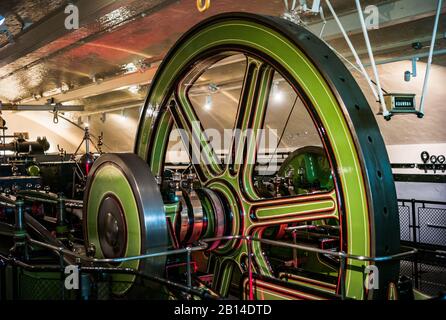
[0,13,424,300]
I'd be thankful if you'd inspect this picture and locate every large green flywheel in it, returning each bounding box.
[83,153,168,297]
[135,13,400,300]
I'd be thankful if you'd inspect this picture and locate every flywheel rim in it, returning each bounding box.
[136,13,400,300]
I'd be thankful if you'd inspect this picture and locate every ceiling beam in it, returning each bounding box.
[21,65,159,105]
[16,0,446,106]
[308,0,446,40]
[338,34,446,62]
[0,103,84,111]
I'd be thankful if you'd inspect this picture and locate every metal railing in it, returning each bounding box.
[397,198,446,296]
[25,234,418,300]
[202,235,417,300]
[398,198,446,246]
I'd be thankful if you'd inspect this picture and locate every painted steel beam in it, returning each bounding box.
[0,103,84,111]
[308,0,446,40]
[21,65,158,105]
[17,0,446,106]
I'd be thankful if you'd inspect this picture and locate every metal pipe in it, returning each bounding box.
[84,128,90,155]
[412,57,418,78]
[14,198,25,234]
[27,230,418,264]
[0,194,16,207]
[13,198,27,259]
[361,49,446,68]
[24,213,68,252]
[419,0,443,115]
[18,189,59,200]
[0,104,84,111]
[286,225,317,231]
[325,0,379,101]
[56,194,67,240]
[0,221,14,236]
[286,224,339,231]
[79,101,143,117]
[355,0,389,117]
[0,138,50,153]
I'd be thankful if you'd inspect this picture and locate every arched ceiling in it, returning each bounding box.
[0,0,444,153]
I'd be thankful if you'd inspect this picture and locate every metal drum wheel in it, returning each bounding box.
[136,13,400,299]
[83,153,168,297]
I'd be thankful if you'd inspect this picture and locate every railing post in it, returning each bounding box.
[59,252,65,300]
[186,246,192,289]
[247,236,254,300]
[80,269,91,300]
[56,193,68,242]
[411,199,418,244]
[339,254,346,300]
[12,197,26,258]
[411,198,420,289]
[0,257,6,300]
[292,230,298,268]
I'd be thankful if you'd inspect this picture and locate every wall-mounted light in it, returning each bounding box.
[208,83,219,93]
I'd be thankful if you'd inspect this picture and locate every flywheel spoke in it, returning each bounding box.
[247,190,338,232]
[230,58,273,177]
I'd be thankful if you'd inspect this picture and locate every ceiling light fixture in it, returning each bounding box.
[204,94,212,111]
[84,116,91,127]
[120,108,128,122]
[122,62,138,74]
[272,81,284,103]
[128,85,140,94]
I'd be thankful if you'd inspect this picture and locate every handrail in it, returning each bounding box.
[26,233,417,300]
[0,253,217,300]
[0,191,83,207]
[27,237,208,263]
[398,198,446,206]
[203,234,417,300]
[202,235,417,262]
